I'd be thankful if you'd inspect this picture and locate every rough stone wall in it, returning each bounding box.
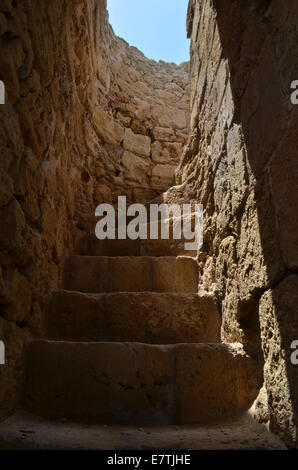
[0,0,189,420]
[163,0,298,447]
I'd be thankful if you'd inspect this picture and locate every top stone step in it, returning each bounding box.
[75,234,197,257]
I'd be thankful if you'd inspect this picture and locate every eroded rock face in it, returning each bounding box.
[0,0,189,420]
[163,0,298,447]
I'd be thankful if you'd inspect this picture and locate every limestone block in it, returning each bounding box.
[259,280,298,447]
[241,39,286,177]
[226,124,248,216]
[0,12,7,35]
[0,198,26,260]
[63,256,110,293]
[63,256,198,294]
[1,269,31,323]
[46,290,220,343]
[0,171,13,207]
[165,82,184,96]
[175,343,260,423]
[24,341,260,425]
[126,96,151,120]
[27,2,55,87]
[0,0,191,423]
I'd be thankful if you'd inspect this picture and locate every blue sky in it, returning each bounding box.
[107,0,190,64]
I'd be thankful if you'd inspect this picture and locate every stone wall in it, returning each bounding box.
[162,0,298,448]
[1,0,297,449]
[0,0,189,420]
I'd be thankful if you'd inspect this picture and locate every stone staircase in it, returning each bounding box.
[22,233,260,427]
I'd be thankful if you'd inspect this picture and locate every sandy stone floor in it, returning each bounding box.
[0,411,286,450]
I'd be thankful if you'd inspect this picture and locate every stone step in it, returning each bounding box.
[46,290,221,343]
[76,235,141,257]
[75,234,197,257]
[24,341,260,425]
[63,256,198,293]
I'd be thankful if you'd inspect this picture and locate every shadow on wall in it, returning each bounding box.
[214,0,298,446]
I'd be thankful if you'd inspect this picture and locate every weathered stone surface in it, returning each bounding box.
[259,276,298,447]
[175,343,260,424]
[0,0,296,449]
[23,341,258,425]
[0,317,26,422]
[76,234,141,257]
[151,164,176,188]
[63,256,198,294]
[76,233,197,258]
[0,410,285,450]
[24,341,174,425]
[46,290,220,343]
[123,128,151,158]
[167,0,298,446]
[151,141,183,164]
[151,105,187,130]
[0,0,189,415]
[122,150,150,184]
[93,110,124,148]
[269,120,298,271]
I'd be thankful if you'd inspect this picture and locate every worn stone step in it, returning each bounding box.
[75,234,197,257]
[76,235,141,257]
[46,290,221,343]
[24,341,260,425]
[141,238,197,257]
[63,256,198,293]
[0,410,285,450]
